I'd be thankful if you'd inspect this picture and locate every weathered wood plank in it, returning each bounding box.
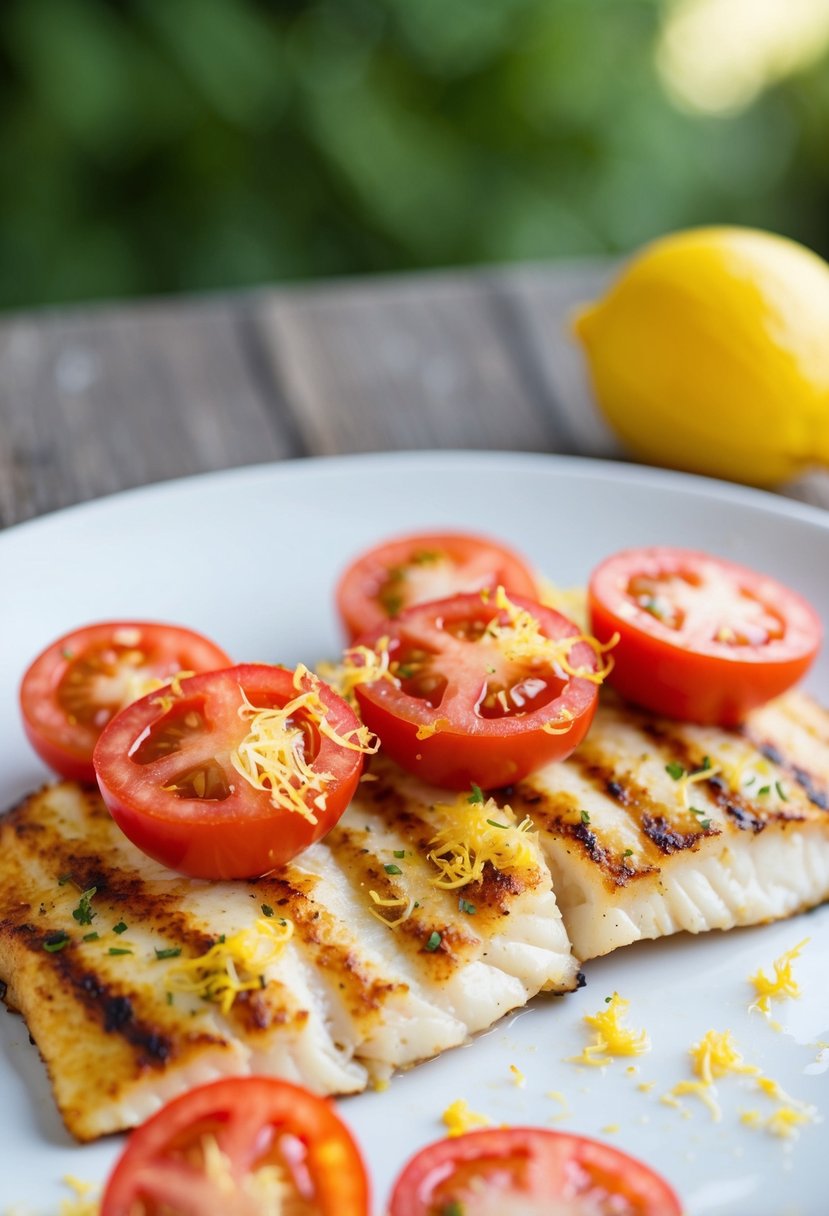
[0,297,299,529]
[490,260,623,459]
[252,272,573,457]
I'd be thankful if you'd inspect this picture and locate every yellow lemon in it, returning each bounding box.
[573,227,829,486]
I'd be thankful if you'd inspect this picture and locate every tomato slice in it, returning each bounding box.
[336,531,538,642]
[588,547,822,725]
[93,664,367,879]
[352,592,603,789]
[100,1076,370,1216]
[19,621,232,785]
[387,1127,682,1216]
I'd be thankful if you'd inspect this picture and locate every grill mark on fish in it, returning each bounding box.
[258,872,409,1023]
[9,922,182,1068]
[640,814,701,853]
[324,823,481,981]
[739,720,829,811]
[510,782,652,888]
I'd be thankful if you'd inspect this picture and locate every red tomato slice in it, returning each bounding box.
[100,1076,370,1216]
[93,664,366,879]
[336,531,538,642]
[589,547,821,725]
[388,1127,682,1216]
[19,621,232,784]
[353,592,602,789]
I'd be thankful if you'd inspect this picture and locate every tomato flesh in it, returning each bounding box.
[387,1127,682,1216]
[93,664,365,879]
[589,547,821,725]
[100,1077,370,1216]
[19,621,232,783]
[354,593,601,789]
[336,531,538,642]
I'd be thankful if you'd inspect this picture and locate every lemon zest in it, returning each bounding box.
[317,639,394,706]
[442,1098,491,1137]
[166,917,292,1015]
[483,586,616,684]
[427,795,536,890]
[231,667,376,827]
[749,938,809,1015]
[570,992,650,1067]
[416,716,451,741]
[368,889,415,929]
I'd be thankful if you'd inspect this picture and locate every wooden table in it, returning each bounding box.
[1,261,827,528]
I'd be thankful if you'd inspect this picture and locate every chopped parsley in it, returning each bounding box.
[425,931,442,952]
[57,872,74,886]
[757,785,771,797]
[623,849,634,859]
[776,781,788,801]
[384,863,402,876]
[486,818,508,830]
[261,904,274,918]
[154,947,182,961]
[108,947,132,956]
[580,810,591,825]
[82,932,100,942]
[458,898,477,916]
[468,784,485,805]
[665,762,685,781]
[43,932,70,953]
[604,995,613,1003]
[393,849,406,859]
[71,887,97,926]
[112,921,128,935]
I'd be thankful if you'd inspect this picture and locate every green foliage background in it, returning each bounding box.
[1,0,828,309]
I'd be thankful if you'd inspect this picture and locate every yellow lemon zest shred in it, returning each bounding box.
[166,917,292,1015]
[570,993,650,1067]
[442,1098,491,1137]
[484,587,616,685]
[749,938,809,1015]
[427,795,536,890]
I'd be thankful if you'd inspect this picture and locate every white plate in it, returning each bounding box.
[1,452,827,1216]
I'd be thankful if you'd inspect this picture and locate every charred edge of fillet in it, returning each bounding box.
[11,923,176,1068]
[257,875,409,1019]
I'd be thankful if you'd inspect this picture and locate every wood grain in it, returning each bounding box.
[0,297,298,528]
[0,263,826,528]
[252,271,571,457]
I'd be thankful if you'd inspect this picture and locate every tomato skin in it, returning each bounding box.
[100,1077,370,1216]
[93,664,364,879]
[589,547,822,725]
[19,621,231,784]
[387,1127,682,1216]
[354,593,599,789]
[336,531,538,642]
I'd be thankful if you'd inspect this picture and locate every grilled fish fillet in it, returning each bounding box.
[0,774,577,1141]
[511,690,829,960]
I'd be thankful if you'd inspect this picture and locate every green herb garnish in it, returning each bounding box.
[425,931,442,952]
[384,863,402,875]
[112,921,128,935]
[43,932,70,953]
[665,762,685,781]
[71,886,97,926]
[154,947,182,960]
[468,784,485,805]
[458,898,476,915]
[108,947,132,956]
[261,904,274,918]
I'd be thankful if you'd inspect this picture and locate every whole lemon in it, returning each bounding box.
[573,227,829,486]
